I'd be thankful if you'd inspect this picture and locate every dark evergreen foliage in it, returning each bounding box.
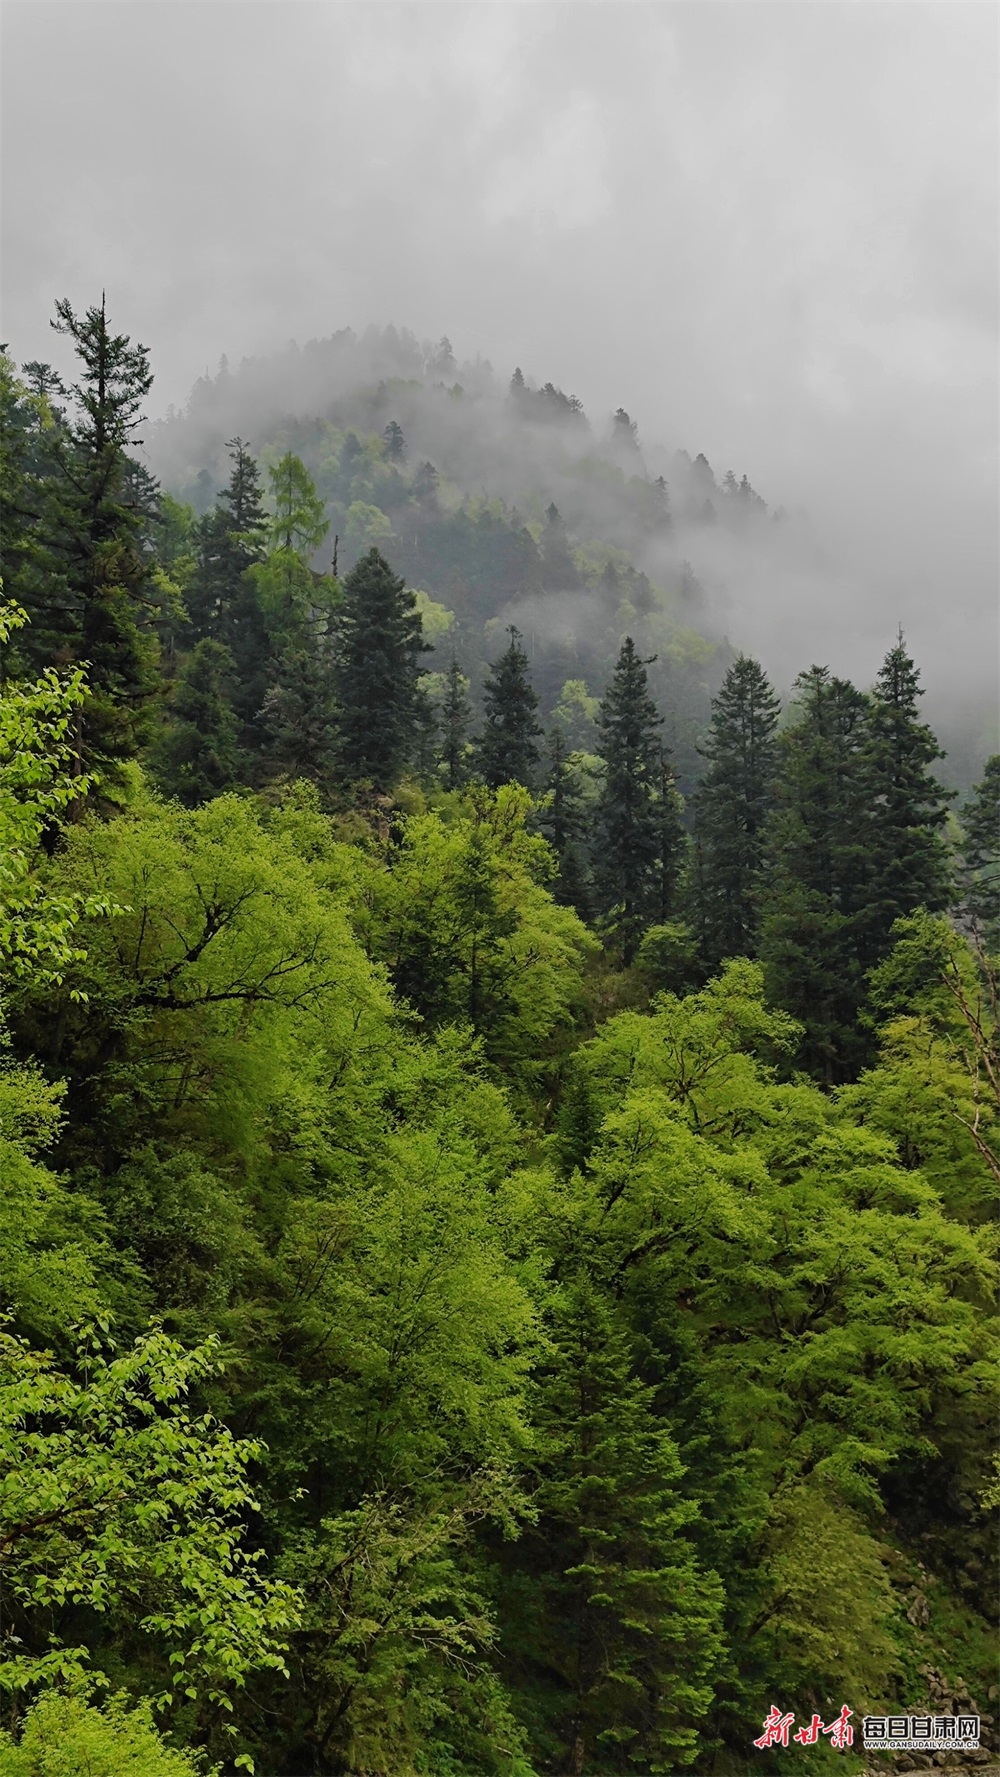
[153,638,240,806]
[9,297,161,782]
[594,638,665,961]
[957,754,1000,946]
[437,656,472,790]
[859,633,954,966]
[691,655,781,967]
[333,546,429,789]
[476,626,543,789]
[759,666,873,1080]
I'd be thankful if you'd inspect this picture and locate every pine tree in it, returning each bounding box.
[654,747,686,924]
[153,639,239,807]
[186,440,269,729]
[594,638,664,962]
[691,655,781,966]
[957,755,1000,948]
[260,639,339,794]
[382,420,406,462]
[759,666,872,1080]
[333,547,429,790]
[541,724,592,915]
[476,627,542,790]
[438,657,472,790]
[859,633,953,968]
[14,297,161,782]
[497,1279,721,1772]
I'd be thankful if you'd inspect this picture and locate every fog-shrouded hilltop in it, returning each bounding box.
[147,323,995,791]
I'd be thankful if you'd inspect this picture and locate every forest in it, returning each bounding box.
[0,298,996,1777]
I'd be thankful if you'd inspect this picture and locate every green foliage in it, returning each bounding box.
[333,546,429,789]
[958,754,1000,948]
[691,654,780,967]
[593,638,666,962]
[265,452,327,557]
[0,1691,209,1777]
[4,300,161,782]
[476,627,542,791]
[153,641,240,807]
[2,301,996,1777]
[0,1325,299,1704]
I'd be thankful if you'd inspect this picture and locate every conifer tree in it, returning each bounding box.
[186,439,269,727]
[333,547,429,789]
[958,755,1000,948]
[691,655,781,966]
[260,639,339,794]
[859,633,953,968]
[438,657,472,790]
[759,666,872,1080]
[594,638,664,961]
[267,451,328,555]
[14,297,160,781]
[498,1279,721,1771]
[382,420,406,462]
[153,639,240,807]
[654,747,686,924]
[476,626,542,790]
[541,724,592,914]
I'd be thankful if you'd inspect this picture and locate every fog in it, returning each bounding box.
[3,0,997,768]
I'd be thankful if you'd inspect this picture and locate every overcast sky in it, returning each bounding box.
[3,0,997,727]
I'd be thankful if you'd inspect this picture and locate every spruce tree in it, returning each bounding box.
[15,297,160,781]
[859,633,953,968]
[186,439,269,729]
[438,657,472,790]
[333,547,429,790]
[654,746,686,924]
[759,666,872,1080]
[153,639,239,807]
[476,626,542,789]
[594,638,664,962]
[691,655,781,966]
[541,724,593,914]
[260,639,339,795]
[957,755,999,949]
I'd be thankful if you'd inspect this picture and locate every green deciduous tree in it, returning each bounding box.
[0,1324,298,1705]
[266,451,328,556]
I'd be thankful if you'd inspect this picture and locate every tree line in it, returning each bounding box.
[0,300,995,1776]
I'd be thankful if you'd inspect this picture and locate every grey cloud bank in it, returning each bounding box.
[3,0,997,758]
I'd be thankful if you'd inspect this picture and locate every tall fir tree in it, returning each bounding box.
[541,724,593,915]
[10,297,161,783]
[333,547,429,790]
[476,626,543,790]
[186,438,270,732]
[497,1279,721,1773]
[957,754,999,950]
[691,655,781,966]
[153,638,240,807]
[759,666,873,1080]
[594,638,664,962]
[438,656,473,790]
[859,633,953,968]
[654,746,686,925]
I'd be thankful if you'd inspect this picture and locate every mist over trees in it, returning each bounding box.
[0,301,995,1776]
